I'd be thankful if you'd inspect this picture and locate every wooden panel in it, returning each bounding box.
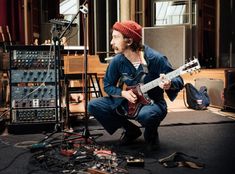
[64,55,108,97]
[64,55,108,74]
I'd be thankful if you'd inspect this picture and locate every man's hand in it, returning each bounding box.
[159,74,171,90]
[121,90,137,103]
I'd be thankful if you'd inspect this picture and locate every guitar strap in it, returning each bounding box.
[118,51,149,88]
[139,51,148,83]
[116,51,149,117]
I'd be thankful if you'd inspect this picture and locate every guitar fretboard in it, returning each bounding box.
[139,59,200,93]
[140,68,181,93]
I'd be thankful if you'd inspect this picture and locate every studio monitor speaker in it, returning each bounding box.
[194,78,224,108]
[143,26,189,69]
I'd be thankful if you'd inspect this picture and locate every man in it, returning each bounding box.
[88,20,184,150]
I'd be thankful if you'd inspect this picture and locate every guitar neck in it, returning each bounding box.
[0,26,5,42]
[140,68,182,93]
[139,58,200,94]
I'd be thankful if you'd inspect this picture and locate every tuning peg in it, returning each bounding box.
[185,58,191,63]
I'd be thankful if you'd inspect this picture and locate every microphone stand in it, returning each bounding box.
[58,3,100,143]
[49,3,85,133]
[57,4,86,131]
[78,5,90,144]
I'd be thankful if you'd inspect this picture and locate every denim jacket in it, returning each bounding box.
[103,45,184,109]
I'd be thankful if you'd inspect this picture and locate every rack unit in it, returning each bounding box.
[8,45,62,133]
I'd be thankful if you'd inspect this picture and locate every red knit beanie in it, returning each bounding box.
[112,20,142,43]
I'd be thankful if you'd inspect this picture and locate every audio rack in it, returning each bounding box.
[8,45,62,133]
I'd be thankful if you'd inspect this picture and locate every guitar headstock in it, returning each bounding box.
[180,58,201,75]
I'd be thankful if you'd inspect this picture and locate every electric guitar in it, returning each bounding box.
[118,58,201,118]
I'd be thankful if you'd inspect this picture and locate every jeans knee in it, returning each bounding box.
[87,99,97,114]
[137,113,163,127]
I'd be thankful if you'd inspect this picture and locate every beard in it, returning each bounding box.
[112,45,128,54]
[112,45,120,53]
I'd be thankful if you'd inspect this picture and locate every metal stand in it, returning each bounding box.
[51,2,101,143]
[80,8,90,143]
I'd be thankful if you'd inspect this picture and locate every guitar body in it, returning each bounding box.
[116,58,201,118]
[126,84,151,118]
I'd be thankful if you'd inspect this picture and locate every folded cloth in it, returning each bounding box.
[158,152,205,169]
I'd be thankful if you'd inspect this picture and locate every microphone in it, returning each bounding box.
[80,5,88,14]
[104,56,114,61]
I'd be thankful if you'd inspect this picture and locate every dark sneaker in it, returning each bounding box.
[119,127,142,145]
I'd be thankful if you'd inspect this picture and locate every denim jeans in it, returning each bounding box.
[88,97,167,138]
